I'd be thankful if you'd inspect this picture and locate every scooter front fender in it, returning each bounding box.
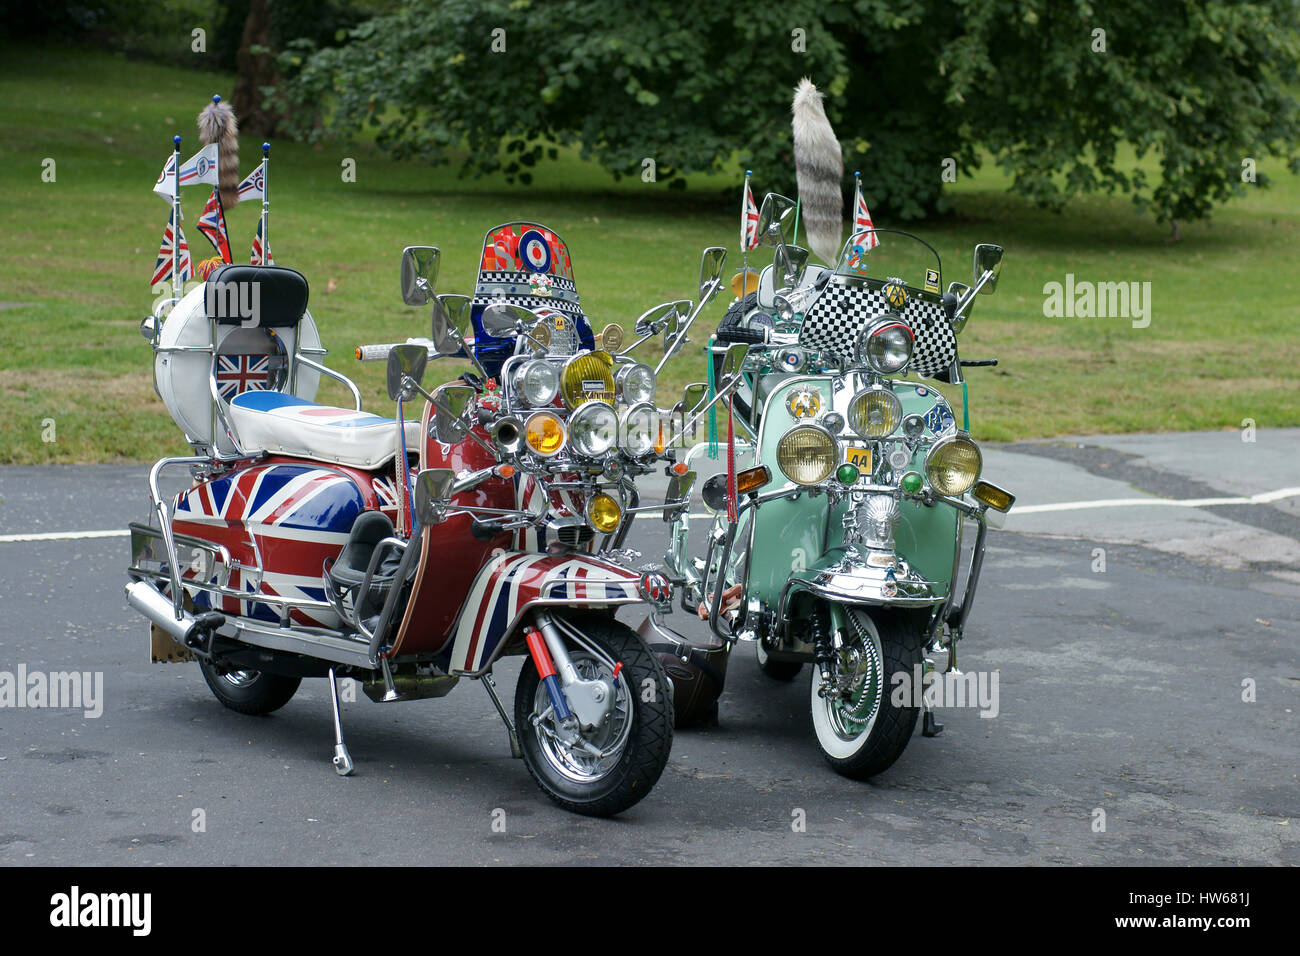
[440,552,646,677]
[776,548,945,625]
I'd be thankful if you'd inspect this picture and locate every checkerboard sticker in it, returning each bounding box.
[798,278,957,376]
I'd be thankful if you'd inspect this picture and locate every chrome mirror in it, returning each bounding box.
[414,468,456,526]
[774,243,810,287]
[429,299,462,356]
[683,382,708,415]
[386,344,428,402]
[698,246,728,304]
[756,193,796,248]
[400,246,439,306]
[634,301,684,339]
[973,244,1003,295]
[431,384,475,444]
[481,302,542,338]
[663,471,697,521]
[720,342,749,380]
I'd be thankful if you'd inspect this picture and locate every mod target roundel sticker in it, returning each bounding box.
[518,229,552,273]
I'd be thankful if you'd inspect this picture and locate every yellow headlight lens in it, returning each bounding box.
[776,424,837,485]
[926,434,982,496]
[561,350,615,408]
[586,492,622,533]
[524,411,566,457]
[848,387,903,439]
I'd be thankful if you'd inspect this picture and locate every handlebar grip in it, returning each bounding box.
[355,343,400,362]
[355,342,439,362]
[959,358,999,367]
[715,325,768,345]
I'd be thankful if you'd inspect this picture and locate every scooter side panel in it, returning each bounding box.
[173,461,370,626]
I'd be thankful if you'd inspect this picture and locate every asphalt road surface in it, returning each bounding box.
[0,430,1296,865]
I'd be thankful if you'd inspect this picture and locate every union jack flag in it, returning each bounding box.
[741,174,759,251]
[197,188,232,263]
[214,353,271,401]
[237,163,265,202]
[151,209,192,287]
[852,173,880,251]
[153,153,177,201]
[250,218,273,265]
[173,463,364,626]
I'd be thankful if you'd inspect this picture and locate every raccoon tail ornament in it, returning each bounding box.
[198,95,240,209]
[791,78,844,266]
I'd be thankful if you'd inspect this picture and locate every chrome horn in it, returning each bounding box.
[491,416,524,454]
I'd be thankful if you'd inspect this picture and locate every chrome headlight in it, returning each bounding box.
[925,433,982,496]
[569,401,619,457]
[616,362,656,405]
[620,403,658,457]
[514,359,559,407]
[859,318,913,374]
[848,386,903,439]
[776,424,837,485]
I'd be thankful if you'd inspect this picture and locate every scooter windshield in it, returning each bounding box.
[797,228,957,378]
[472,222,594,377]
[833,229,944,298]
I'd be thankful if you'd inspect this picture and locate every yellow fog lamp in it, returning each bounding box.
[524,411,566,457]
[560,350,615,408]
[776,424,837,486]
[586,492,622,533]
[730,270,760,298]
[971,480,1015,513]
[925,433,982,497]
[848,386,903,439]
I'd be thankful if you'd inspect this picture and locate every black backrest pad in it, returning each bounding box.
[205,265,309,327]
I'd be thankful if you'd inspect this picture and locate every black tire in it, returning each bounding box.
[810,607,923,780]
[756,640,803,681]
[515,613,673,817]
[199,661,301,716]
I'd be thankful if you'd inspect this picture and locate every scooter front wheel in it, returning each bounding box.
[514,613,673,817]
[199,660,301,716]
[809,607,922,780]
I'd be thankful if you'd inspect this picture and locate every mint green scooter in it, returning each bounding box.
[663,193,1014,779]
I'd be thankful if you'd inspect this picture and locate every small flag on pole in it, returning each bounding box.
[852,172,879,250]
[741,174,760,251]
[177,143,220,188]
[151,209,192,287]
[196,189,232,263]
[237,164,265,203]
[251,218,273,266]
[153,153,178,201]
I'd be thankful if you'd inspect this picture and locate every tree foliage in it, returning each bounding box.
[273,0,1300,224]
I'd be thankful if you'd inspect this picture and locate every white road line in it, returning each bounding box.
[0,529,130,543]
[3,486,1297,541]
[1011,486,1300,515]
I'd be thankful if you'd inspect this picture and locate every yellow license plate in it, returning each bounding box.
[845,447,872,471]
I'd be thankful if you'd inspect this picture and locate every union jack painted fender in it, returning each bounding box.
[440,552,642,676]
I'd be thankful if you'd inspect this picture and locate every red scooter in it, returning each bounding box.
[125,225,718,816]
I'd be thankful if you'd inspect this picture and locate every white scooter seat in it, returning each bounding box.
[228,391,422,470]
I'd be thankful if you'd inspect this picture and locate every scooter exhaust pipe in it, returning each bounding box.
[491,416,524,455]
[125,580,200,644]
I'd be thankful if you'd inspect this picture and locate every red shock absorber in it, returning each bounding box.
[525,628,571,720]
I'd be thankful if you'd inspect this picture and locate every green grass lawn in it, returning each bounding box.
[2,44,1298,463]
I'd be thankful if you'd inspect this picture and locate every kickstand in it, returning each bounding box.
[328,667,355,775]
[921,656,944,738]
[482,671,523,759]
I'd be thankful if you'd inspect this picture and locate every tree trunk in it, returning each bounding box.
[231,0,281,140]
